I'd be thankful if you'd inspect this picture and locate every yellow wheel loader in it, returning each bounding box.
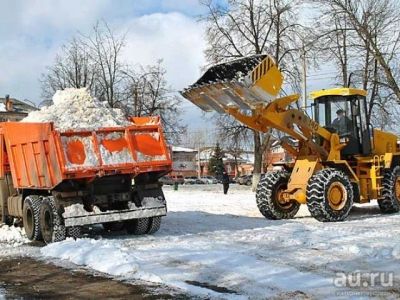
[181,55,400,222]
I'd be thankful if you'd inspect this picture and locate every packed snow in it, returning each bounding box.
[39,185,400,299]
[22,88,130,130]
[0,225,29,246]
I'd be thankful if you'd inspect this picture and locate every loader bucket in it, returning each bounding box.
[181,54,283,113]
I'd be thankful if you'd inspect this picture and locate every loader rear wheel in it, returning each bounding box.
[23,196,42,241]
[40,197,66,244]
[256,171,300,220]
[378,166,400,213]
[307,168,353,222]
[125,218,149,235]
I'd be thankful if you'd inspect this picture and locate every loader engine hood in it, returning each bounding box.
[181,54,283,113]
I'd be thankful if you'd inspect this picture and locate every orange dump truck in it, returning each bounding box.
[0,116,172,243]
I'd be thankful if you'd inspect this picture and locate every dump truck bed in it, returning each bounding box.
[0,117,172,189]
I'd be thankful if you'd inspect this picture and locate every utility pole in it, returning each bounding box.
[197,144,201,178]
[302,44,307,111]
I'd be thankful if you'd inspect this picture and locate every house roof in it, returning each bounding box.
[0,97,37,113]
[172,146,197,153]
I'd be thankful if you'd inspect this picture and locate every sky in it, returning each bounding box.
[0,0,334,132]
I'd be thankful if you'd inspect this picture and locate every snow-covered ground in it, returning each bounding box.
[35,185,400,299]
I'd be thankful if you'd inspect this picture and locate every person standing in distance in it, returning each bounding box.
[222,170,230,195]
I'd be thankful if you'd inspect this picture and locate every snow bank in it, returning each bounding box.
[0,225,29,246]
[22,88,130,130]
[41,185,400,298]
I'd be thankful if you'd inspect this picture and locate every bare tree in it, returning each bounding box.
[315,0,400,101]
[83,21,126,107]
[40,22,185,142]
[313,0,400,130]
[122,61,186,142]
[201,0,303,188]
[40,37,96,100]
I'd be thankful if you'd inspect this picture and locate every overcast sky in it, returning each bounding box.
[0,0,334,131]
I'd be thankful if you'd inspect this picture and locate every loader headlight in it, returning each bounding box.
[340,137,349,144]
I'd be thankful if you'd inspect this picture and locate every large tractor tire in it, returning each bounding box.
[256,171,300,220]
[378,166,400,213]
[39,197,66,244]
[22,196,42,241]
[306,168,353,222]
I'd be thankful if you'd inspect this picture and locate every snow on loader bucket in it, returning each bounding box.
[181,54,283,112]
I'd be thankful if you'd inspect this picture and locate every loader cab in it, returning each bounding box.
[311,88,371,156]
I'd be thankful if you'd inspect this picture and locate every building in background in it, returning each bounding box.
[198,147,253,177]
[170,146,198,177]
[263,140,295,170]
[0,95,37,122]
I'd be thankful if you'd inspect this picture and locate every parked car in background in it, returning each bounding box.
[159,176,175,185]
[200,176,218,184]
[172,175,184,184]
[160,175,184,185]
[184,176,197,185]
[238,175,252,185]
[184,176,205,185]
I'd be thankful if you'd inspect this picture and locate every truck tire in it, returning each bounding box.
[125,218,149,235]
[67,226,82,239]
[378,166,400,213]
[307,168,353,222]
[39,197,66,243]
[256,171,300,219]
[22,196,42,241]
[147,217,161,234]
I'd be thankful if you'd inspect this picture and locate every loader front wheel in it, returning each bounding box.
[23,196,42,241]
[40,197,66,244]
[378,166,400,213]
[307,168,353,222]
[256,171,300,220]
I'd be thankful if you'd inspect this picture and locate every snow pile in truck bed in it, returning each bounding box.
[22,88,131,130]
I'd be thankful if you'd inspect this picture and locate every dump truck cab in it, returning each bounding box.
[311,88,372,156]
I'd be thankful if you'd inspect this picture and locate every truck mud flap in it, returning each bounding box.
[63,206,167,227]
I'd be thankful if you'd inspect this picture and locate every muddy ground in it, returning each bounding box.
[0,257,188,299]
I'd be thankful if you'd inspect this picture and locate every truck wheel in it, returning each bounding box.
[67,226,82,239]
[147,217,161,234]
[39,197,66,244]
[256,171,300,219]
[379,166,400,213]
[22,196,42,241]
[307,168,353,222]
[125,218,149,235]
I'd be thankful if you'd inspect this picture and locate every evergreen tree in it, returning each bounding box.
[208,143,225,176]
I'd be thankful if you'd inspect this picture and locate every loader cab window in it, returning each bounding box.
[315,97,352,135]
[314,95,371,156]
